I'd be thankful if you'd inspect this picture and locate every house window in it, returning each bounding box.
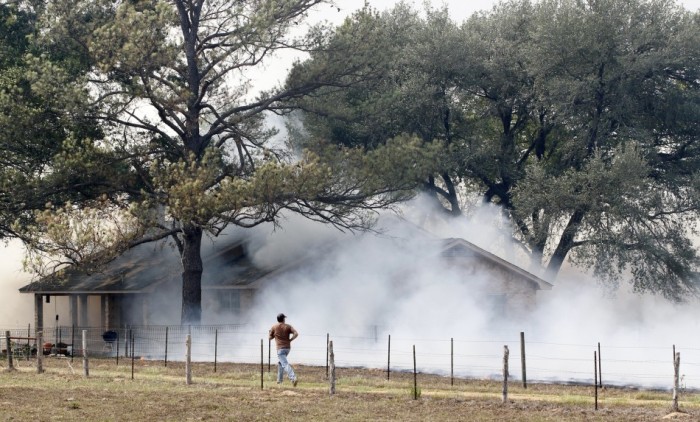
[219,290,241,315]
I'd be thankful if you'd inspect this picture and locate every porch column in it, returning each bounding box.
[100,295,107,331]
[78,294,88,327]
[69,296,78,328]
[34,294,44,339]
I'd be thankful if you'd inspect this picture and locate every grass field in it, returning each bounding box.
[1,356,698,421]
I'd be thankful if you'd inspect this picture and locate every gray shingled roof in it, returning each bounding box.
[19,234,552,294]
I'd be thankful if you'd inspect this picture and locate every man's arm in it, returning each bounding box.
[290,327,299,342]
[268,327,275,340]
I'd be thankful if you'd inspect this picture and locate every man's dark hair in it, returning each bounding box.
[277,313,286,322]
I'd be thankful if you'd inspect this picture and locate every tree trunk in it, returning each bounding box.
[546,209,585,278]
[441,173,461,216]
[180,225,203,324]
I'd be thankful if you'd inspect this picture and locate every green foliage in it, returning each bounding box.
[292,0,700,299]
[13,0,436,323]
[0,1,114,243]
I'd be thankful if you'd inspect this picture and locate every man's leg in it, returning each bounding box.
[276,349,284,383]
[278,349,296,383]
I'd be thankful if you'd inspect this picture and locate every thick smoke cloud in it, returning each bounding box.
[2,197,698,390]
[238,198,700,389]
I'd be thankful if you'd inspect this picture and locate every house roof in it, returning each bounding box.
[439,238,552,290]
[18,238,271,295]
[19,234,552,295]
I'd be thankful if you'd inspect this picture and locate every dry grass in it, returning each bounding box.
[1,357,698,421]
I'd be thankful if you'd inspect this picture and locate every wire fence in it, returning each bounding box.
[2,325,697,391]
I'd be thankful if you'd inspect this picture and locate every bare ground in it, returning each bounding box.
[1,357,698,421]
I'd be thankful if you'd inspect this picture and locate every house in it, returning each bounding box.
[19,232,552,335]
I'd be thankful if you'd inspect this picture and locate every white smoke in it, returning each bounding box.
[0,240,34,328]
[232,197,700,390]
[2,196,698,390]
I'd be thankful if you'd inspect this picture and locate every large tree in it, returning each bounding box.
[291,0,700,299]
[514,0,700,298]
[23,0,434,324]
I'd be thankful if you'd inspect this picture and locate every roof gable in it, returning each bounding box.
[440,238,552,290]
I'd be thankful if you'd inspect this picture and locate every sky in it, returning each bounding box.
[2,0,700,387]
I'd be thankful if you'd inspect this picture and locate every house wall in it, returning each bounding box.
[442,257,538,315]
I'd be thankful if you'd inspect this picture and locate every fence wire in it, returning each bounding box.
[1,325,696,390]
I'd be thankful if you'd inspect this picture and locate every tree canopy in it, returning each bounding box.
[13,0,435,324]
[3,0,699,321]
[291,0,700,300]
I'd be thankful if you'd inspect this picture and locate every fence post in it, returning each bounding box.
[673,351,680,412]
[185,334,192,385]
[598,342,602,388]
[413,345,418,400]
[27,324,31,361]
[325,333,329,379]
[329,340,336,396]
[36,331,43,374]
[502,345,509,404]
[268,338,271,373]
[131,330,135,380]
[164,326,169,367]
[115,330,120,366]
[260,339,264,390]
[520,332,527,389]
[594,351,598,411]
[71,325,75,363]
[214,329,218,373]
[5,331,14,371]
[387,334,391,380]
[450,337,454,386]
[82,330,89,377]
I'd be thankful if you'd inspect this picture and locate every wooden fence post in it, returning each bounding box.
[387,334,391,380]
[450,337,454,386]
[325,333,329,379]
[598,342,602,388]
[214,329,218,373]
[27,324,31,361]
[329,340,336,396]
[413,345,418,400]
[70,325,75,363]
[82,330,89,377]
[164,326,169,367]
[4,331,14,371]
[673,351,680,412]
[130,330,135,380]
[260,339,264,390]
[36,331,43,374]
[520,332,527,389]
[594,351,598,411]
[502,345,509,404]
[185,334,192,385]
[115,330,120,366]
